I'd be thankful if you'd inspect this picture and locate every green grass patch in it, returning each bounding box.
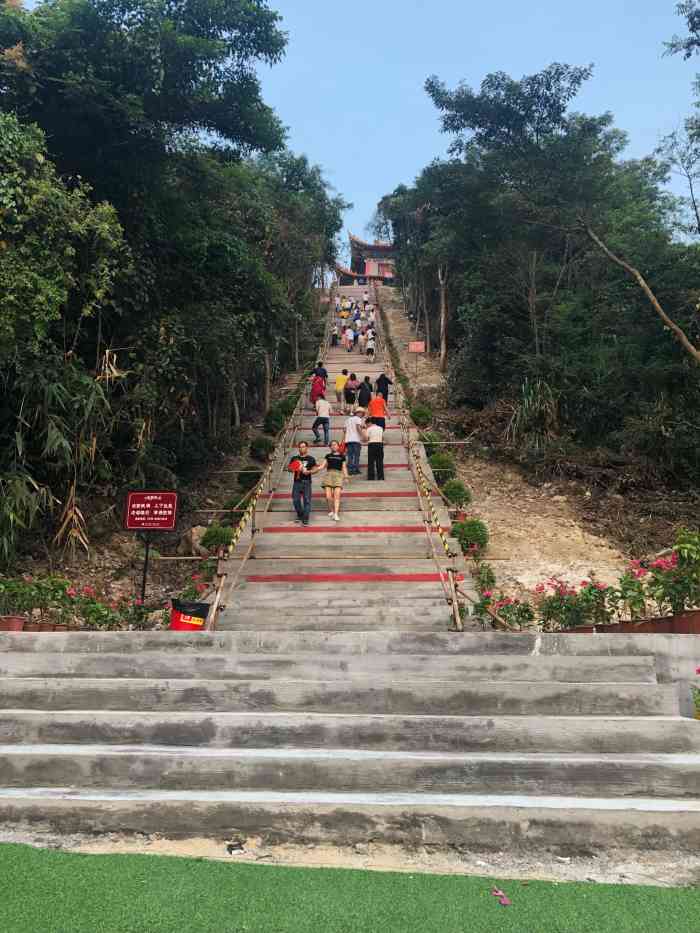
[1,843,698,933]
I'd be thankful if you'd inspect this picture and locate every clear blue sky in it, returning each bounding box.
[259,1,698,253]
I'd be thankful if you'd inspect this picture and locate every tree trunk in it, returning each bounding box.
[585,225,700,366]
[438,263,449,372]
[422,279,431,355]
[527,250,541,359]
[232,388,241,429]
[263,351,272,413]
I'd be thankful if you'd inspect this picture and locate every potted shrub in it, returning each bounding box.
[453,518,489,556]
[250,435,276,463]
[0,578,27,631]
[442,479,472,519]
[428,452,456,486]
[410,404,433,428]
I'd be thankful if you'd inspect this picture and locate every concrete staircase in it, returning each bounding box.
[0,286,698,853]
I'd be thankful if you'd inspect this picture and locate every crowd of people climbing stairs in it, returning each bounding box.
[330,291,377,360]
[288,291,393,525]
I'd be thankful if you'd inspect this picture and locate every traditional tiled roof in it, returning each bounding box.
[349,233,395,254]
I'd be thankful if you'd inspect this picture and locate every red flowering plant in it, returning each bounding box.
[644,530,700,617]
[177,559,217,601]
[609,565,648,621]
[476,591,536,629]
[534,578,600,630]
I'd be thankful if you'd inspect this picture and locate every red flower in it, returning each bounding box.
[191,573,202,581]
[81,585,96,597]
[66,586,77,598]
[534,583,545,594]
[134,597,143,606]
[696,667,700,675]
[482,590,493,599]
[195,583,208,594]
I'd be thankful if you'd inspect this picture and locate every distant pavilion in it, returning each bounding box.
[335,233,396,286]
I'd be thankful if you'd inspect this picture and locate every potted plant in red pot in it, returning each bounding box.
[0,578,28,631]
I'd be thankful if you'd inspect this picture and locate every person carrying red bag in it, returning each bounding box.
[288,441,317,526]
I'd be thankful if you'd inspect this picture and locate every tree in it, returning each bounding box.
[0,112,126,559]
[0,1,349,560]
[377,63,700,483]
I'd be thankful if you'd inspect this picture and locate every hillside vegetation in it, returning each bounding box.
[376,37,700,497]
[0,0,346,562]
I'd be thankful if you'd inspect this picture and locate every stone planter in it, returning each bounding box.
[0,615,25,632]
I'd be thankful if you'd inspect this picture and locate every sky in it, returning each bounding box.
[258,0,699,256]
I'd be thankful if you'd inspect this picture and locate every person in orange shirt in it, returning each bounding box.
[367,393,387,430]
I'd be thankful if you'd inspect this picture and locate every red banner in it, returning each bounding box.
[124,491,178,531]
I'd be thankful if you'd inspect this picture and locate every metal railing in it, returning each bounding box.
[207,291,334,629]
[372,283,464,632]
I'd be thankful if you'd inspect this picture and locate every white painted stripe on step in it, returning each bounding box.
[2,788,700,812]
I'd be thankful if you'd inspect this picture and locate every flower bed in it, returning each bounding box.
[471,528,700,632]
[0,564,216,632]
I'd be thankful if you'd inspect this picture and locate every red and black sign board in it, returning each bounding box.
[124,491,178,531]
[169,599,210,631]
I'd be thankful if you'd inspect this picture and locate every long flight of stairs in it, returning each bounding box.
[0,286,698,853]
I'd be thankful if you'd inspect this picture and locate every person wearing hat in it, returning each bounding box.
[288,441,317,526]
[343,406,365,475]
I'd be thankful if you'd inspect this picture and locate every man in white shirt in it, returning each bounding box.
[344,407,365,475]
[364,418,384,480]
[312,395,332,446]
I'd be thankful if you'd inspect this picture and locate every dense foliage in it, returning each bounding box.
[0,0,347,561]
[376,52,700,487]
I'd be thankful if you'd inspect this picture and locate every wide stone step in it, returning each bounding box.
[289,446,409,465]
[3,711,696,754]
[0,652,652,682]
[258,510,435,524]
[265,496,438,511]
[1,630,607,656]
[2,788,697,851]
[0,678,678,716]
[217,618,449,632]
[225,560,464,577]
[248,536,457,559]
[293,431,406,445]
[1,745,697,798]
[220,608,452,624]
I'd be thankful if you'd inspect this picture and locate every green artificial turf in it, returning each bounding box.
[1,842,698,933]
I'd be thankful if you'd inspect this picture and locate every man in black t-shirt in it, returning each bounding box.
[313,361,328,382]
[289,441,317,525]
